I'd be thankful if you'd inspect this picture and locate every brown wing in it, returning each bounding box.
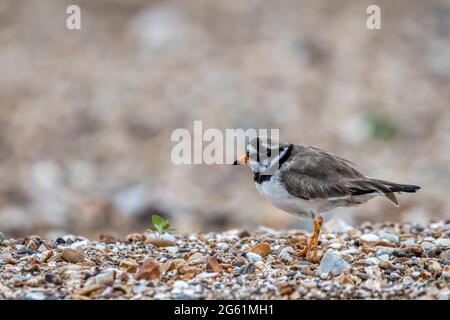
[281,146,402,203]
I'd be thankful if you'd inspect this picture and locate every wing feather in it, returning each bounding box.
[280,146,412,205]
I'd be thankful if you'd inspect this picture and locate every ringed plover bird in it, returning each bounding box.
[233,137,420,263]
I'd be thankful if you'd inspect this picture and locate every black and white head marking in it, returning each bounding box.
[246,137,293,182]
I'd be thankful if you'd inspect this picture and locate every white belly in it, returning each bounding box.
[254,175,378,217]
[255,177,317,218]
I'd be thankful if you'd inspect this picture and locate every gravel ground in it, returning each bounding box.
[0,219,449,300]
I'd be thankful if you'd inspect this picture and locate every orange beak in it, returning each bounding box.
[233,154,249,165]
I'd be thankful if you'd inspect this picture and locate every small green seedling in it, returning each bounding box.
[148,214,175,235]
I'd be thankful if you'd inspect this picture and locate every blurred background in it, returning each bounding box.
[0,0,449,238]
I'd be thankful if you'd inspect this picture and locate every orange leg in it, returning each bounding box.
[297,216,323,263]
[310,216,323,263]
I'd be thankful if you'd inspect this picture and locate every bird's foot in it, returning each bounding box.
[307,250,321,264]
[295,245,308,257]
[295,235,312,257]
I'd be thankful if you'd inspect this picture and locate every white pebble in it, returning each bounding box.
[278,246,295,263]
[245,252,262,263]
[435,238,450,247]
[378,231,399,243]
[188,252,204,264]
[361,234,380,242]
[341,248,358,255]
[165,246,178,254]
[421,242,436,251]
[196,272,217,278]
[402,276,413,285]
[378,254,390,262]
[402,239,416,246]
[329,243,342,249]
[430,222,443,230]
[254,261,270,272]
[365,257,380,265]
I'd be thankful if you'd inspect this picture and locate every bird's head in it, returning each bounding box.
[233,136,292,174]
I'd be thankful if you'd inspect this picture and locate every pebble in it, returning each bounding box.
[421,242,437,251]
[165,246,178,254]
[95,243,106,251]
[378,261,393,270]
[439,250,450,260]
[378,231,399,243]
[149,232,176,242]
[126,233,145,242]
[249,242,271,258]
[329,243,342,249]
[392,249,408,257]
[99,234,117,244]
[402,276,413,285]
[347,229,362,239]
[389,272,400,280]
[119,259,138,273]
[340,254,354,263]
[135,259,160,281]
[44,273,61,285]
[25,292,47,300]
[254,261,270,272]
[206,256,223,273]
[76,284,102,296]
[0,221,447,300]
[245,252,262,263]
[0,252,14,264]
[324,219,353,233]
[430,222,443,229]
[95,270,116,286]
[341,248,358,255]
[278,247,295,263]
[188,252,204,265]
[171,280,189,293]
[316,250,350,276]
[360,234,380,242]
[442,269,450,280]
[438,291,450,300]
[435,238,450,247]
[61,248,84,263]
[365,257,380,265]
[427,260,442,273]
[402,239,416,247]
[238,263,256,275]
[17,247,35,255]
[145,238,176,248]
[377,254,390,262]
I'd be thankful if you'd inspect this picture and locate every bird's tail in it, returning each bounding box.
[373,179,421,193]
[371,179,420,207]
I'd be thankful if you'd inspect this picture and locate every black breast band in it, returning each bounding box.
[253,144,293,184]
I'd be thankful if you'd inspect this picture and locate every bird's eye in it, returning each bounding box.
[246,150,249,157]
[267,149,271,157]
